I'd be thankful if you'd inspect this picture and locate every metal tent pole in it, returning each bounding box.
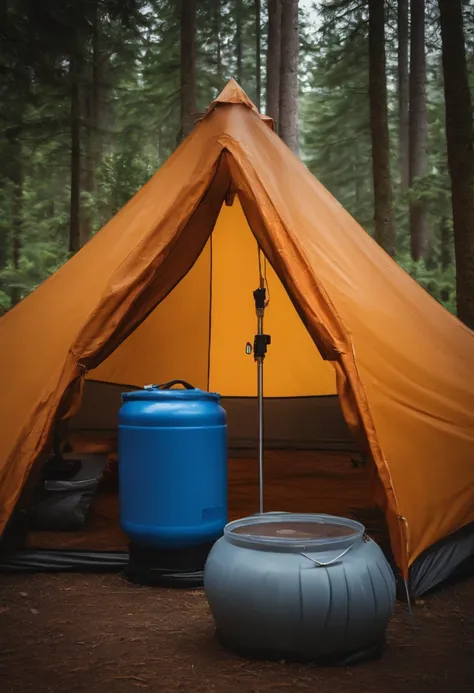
[252,282,271,515]
[257,319,264,514]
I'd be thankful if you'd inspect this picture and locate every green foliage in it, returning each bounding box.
[97,146,156,220]
[398,253,457,314]
[0,0,463,316]
[301,1,373,231]
[300,0,457,313]
[0,0,266,308]
[0,0,147,303]
[0,243,70,301]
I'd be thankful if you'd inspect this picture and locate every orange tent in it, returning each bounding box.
[1,81,474,591]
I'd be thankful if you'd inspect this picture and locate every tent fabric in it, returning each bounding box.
[90,198,337,396]
[0,80,473,578]
[71,383,355,451]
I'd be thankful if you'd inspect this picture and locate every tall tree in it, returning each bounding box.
[255,0,261,110]
[279,0,299,153]
[302,3,372,231]
[69,47,82,253]
[266,0,282,127]
[398,0,409,191]
[9,131,23,306]
[1,42,29,304]
[439,0,474,328]
[88,1,103,193]
[180,0,197,140]
[368,0,396,257]
[236,0,243,83]
[409,0,429,261]
[215,0,222,77]
[81,14,96,246]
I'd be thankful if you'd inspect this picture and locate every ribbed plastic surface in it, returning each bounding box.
[204,513,396,664]
[118,384,228,549]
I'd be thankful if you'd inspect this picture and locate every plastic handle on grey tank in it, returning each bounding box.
[300,538,362,568]
[144,380,195,391]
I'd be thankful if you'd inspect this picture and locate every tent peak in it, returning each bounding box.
[204,79,274,130]
[213,79,257,110]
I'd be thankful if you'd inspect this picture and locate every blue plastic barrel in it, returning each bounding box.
[118,380,228,550]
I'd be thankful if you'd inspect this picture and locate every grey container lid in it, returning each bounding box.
[224,513,364,552]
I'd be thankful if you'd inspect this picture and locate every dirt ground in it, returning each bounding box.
[0,571,473,693]
[2,449,473,692]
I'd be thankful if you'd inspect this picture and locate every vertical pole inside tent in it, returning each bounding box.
[257,283,264,515]
[252,250,271,515]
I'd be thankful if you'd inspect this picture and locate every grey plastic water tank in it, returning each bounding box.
[204,513,396,664]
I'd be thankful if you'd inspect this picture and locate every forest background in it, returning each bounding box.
[1,0,473,328]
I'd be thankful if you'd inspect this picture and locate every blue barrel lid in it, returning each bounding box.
[122,379,220,403]
[224,513,364,552]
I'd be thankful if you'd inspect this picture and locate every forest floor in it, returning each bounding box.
[2,451,473,691]
[0,571,473,693]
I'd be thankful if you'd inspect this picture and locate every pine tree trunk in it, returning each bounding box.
[93,29,110,163]
[439,0,474,328]
[279,0,299,154]
[69,50,81,254]
[236,0,243,84]
[11,174,22,274]
[91,0,101,171]
[0,219,7,273]
[215,0,222,78]
[255,0,261,110]
[397,0,409,191]
[10,139,23,306]
[81,2,102,245]
[440,216,451,302]
[440,216,451,271]
[409,0,429,261]
[3,119,23,304]
[266,0,281,127]
[82,91,94,244]
[3,66,28,304]
[354,141,363,210]
[368,0,396,257]
[179,0,197,141]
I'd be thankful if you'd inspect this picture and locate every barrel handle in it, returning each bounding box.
[144,380,196,391]
[300,537,362,568]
